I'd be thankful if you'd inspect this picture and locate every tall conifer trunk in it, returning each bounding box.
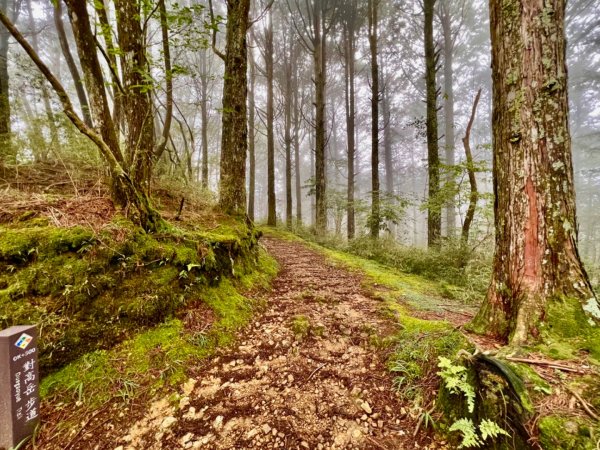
[0,0,11,164]
[368,0,380,239]
[218,0,250,215]
[313,1,327,235]
[265,10,276,226]
[424,0,441,248]
[247,49,256,221]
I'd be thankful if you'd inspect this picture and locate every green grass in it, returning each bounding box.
[263,227,477,316]
[268,225,491,305]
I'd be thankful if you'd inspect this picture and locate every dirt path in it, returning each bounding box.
[112,237,440,450]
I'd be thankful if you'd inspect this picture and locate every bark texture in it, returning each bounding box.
[0,0,11,163]
[200,49,210,189]
[342,1,356,239]
[293,54,302,225]
[65,0,121,160]
[368,0,380,239]
[247,49,256,221]
[54,0,92,128]
[218,0,250,215]
[472,0,599,345]
[265,10,276,226]
[114,0,155,190]
[283,34,296,229]
[461,89,481,244]
[313,1,327,235]
[440,0,456,237]
[424,0,441,248]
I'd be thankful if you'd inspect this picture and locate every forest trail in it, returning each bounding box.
[109,237,442,450]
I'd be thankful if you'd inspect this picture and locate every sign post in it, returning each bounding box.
[0,326,40,450]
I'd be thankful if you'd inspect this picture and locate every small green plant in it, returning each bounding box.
[438,357,510,448]
[449,418,510,448]
[290,315,311,338]
[437,356,476,413]
[449,419,480,448]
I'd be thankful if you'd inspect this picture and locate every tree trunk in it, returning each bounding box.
[313,2,327,235]
[53,0,92,128]
[424,0,441,248]
[114,0,155,191]
[96,0,122,132]
[247,48,256,221]
[155,0,173,162]
[343,8,356,240]
[440,0,456,237]
[293,52,302,225]
[461,89,481,244]
[471,0,599,349]
[0,0,11,164]
[382,86,394,195]
[265,10,276,226]
[64,0,121,161]
[0,8,161,231]
[200,49,210,189]
[27,0,59,161]
[368,0,380,239]
[283,36,295,229]
[218,0,250,216]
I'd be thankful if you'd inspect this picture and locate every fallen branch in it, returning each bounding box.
[366,435,390,450]
[567,387,600,421]
[306,363,327,382]
[505,357,587,374]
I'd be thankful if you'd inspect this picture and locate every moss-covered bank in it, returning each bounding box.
[0,215,268,374]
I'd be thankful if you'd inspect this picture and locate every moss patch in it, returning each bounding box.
[541,296,600,363]
[2,216,265,373]
[40,247,277,408]
[538,415,600,450]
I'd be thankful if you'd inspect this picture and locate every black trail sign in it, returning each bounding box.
[0,325,40,450]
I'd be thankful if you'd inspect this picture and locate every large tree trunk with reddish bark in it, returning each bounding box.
[218,0,250,216]
[470,0,600,352]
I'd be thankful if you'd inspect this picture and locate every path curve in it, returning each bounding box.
[114,237,440,450]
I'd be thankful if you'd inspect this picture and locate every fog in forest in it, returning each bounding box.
[1,0,599,265]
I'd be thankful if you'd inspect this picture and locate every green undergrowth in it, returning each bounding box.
[278,225,491,305]
[1,214,269,374]
[40,249,277,409]
[264,227,476,316]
